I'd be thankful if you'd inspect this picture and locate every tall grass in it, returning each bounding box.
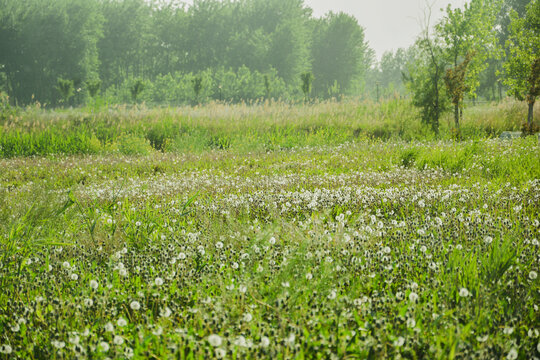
[0,98,538,157]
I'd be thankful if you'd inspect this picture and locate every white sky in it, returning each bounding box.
[305,0,468,59]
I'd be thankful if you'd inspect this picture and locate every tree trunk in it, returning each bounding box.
[454,103,460,130]
[528,100,535,129]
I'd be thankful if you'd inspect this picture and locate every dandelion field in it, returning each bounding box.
[0,103,540,359]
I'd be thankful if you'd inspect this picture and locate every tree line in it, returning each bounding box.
[0,0,538,134]
[0,0,371,106]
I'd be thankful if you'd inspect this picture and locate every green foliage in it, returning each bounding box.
[310,12,371,98]
[300,72,312,101]
[503,0,540,127]
[86,78,101,98]
[0,91,17,122]
[405,42,449,134]
[0,0,375,106]
[130,79,145,103]
[117,133,152,155]
[437,0,501,129]
[56,78,75,105]
[192,75,203,103]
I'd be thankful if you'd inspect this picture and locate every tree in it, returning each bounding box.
[436,0,501,131]
[405,5,449,135]
[444,52,473,130]
[300,72,312,101]
[86,79,101,99]
[192,75,203,104]
[0,0,103,105]
[503,0,540,132]
[130,79,145,103]
[57,78,74,105]
[311,12,371,98]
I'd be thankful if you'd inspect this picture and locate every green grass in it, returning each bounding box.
[0,101,539,359]
[1,98,538,157]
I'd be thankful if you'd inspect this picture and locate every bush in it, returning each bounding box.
[117,134,153,155]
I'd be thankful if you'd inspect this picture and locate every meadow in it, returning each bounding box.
[0,99,539,359]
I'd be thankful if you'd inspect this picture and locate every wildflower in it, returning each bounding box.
[406,318,416,328]
[503,327,514,335]
[52,340,65,349]
[409,292,419,303]
[506,348,518,360]
[284,333,295,347]
[208,334,222,347]
[154,277,164,286]
[260,336,270,348]
[178,252,186,260]
[0,344,12,354]
[117,318,128,327]
[113,335,124,345]
[234,336,248,347]
[305,273,313,280]
[393,337,405,347]
[476,335,488,342]
[459,288,470,297]
[62,261,70,269]
[84,298,94,308]
[160,307,172,318]
[529,271,538,280]
[99,341,110,352]
[152,326,163,336]
[124,347,134,359]
[119,268,128,277]
[89,280,99,290]
[215,241,224,249]
[239,285,247,294]
[269,237,276,245]
[70,273,78,281]
[105,322,114,332]
[243,313,253,322]
[257,265,264,272]
[69,334,80,345]
[231,262,239,269]
[328,290,337,300]
[281,282,290,288]
[484,236,493,245]
[130,300,141,310]
[215,348,226,358]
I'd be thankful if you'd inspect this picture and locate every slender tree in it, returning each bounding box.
[300,72,312,102]
[503,0,540,132]
[405,4,448,135]
[436,0,501,131]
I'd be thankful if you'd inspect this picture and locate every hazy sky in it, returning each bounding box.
[305,0,468,59]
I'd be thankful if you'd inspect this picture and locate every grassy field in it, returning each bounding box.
[1,98,539,157]
[0,100,539,359]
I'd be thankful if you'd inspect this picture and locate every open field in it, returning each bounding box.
[1,98,539,157]
[0,102,540,359]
